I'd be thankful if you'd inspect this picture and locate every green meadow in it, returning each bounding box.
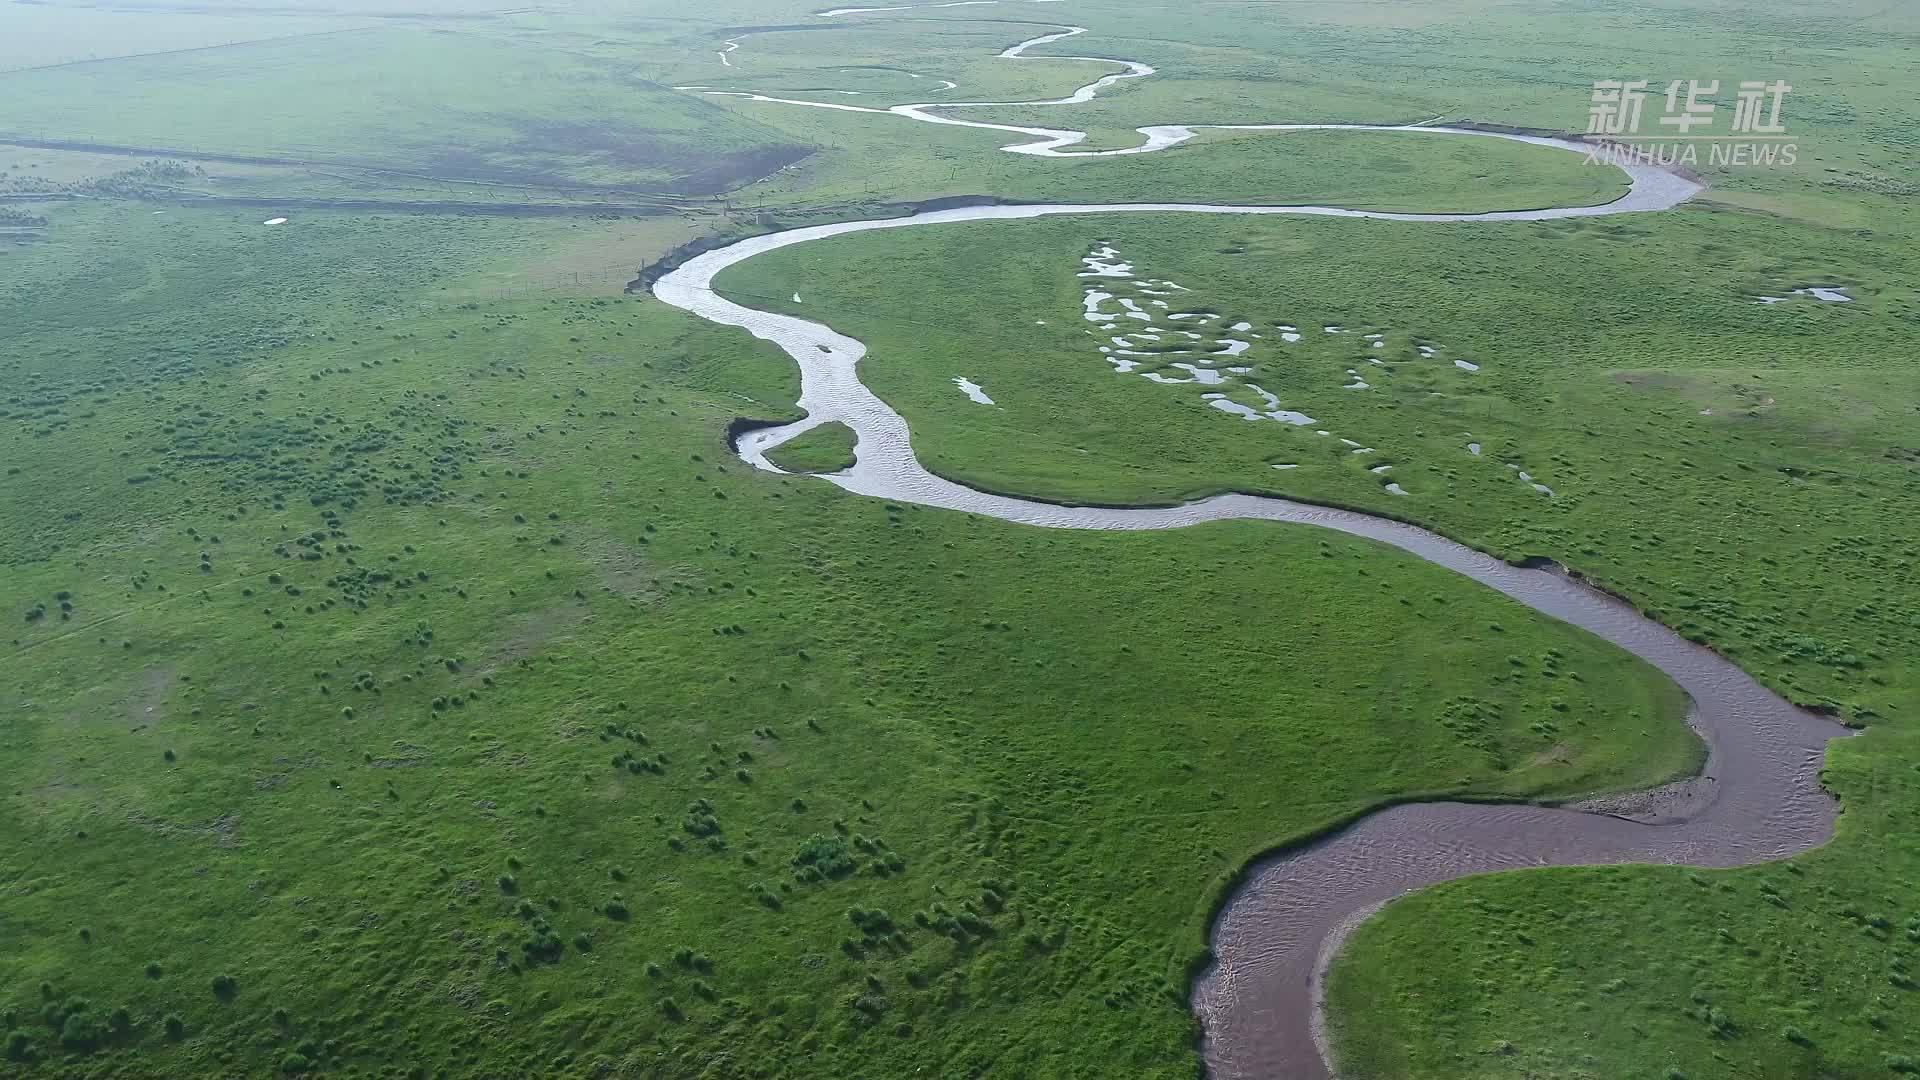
[0,27,805,194]
[713,156,1920,1080]
[715,202,1920,723]
[763,423,858,473]
[0,208,1695,1076]
[3,0,1917,1076]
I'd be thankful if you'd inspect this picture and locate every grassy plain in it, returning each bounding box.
[0,205,1693,1076]
[0,28,806,194]
[656,0,1915,220]
[0,6,365,73]
[715,203,1919,722]
[763,422,858,473]
[714,179,1920,1078]
[739,123,1626,210]
[5,0,1918,1076]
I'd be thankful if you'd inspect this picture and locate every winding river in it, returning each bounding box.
[656,12,1850,1078]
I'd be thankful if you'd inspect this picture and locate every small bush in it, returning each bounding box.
[5,1031,34,1061]
[792,834,855,879]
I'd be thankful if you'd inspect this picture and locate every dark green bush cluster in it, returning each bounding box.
[1683,990,1737,1037]
[912,901,993,945]
[521,930,564,964]
[848,833,906,876]
[34,995,111,1053]
[613,748,666,775]
[847,907,893,934]
[5,1029,33,1062]
[792,833,855,881]
[681,799,720,837]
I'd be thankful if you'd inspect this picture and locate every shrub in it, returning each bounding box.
[5,1031,33,1061]
[792,834,855,879]
[55,1006,104,1045]
[211,974,237,1000]
[521,932,563,964]
[848,907,894,935]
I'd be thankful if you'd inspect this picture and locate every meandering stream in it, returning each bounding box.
[655,13,1849,1079]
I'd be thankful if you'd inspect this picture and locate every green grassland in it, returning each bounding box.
[644,10,1628,209]
[713,193,1920,1075]
[0,5,367,73]
[664,0,1912,212]
[763,422,858,473]
[0,27,806,194]
[714,203,1920,722]
[0,199,599,435]
[4,0,1918,1076]
[0,204,1696,1076]
[659,18,1117,105]
[736,122,1627,210]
